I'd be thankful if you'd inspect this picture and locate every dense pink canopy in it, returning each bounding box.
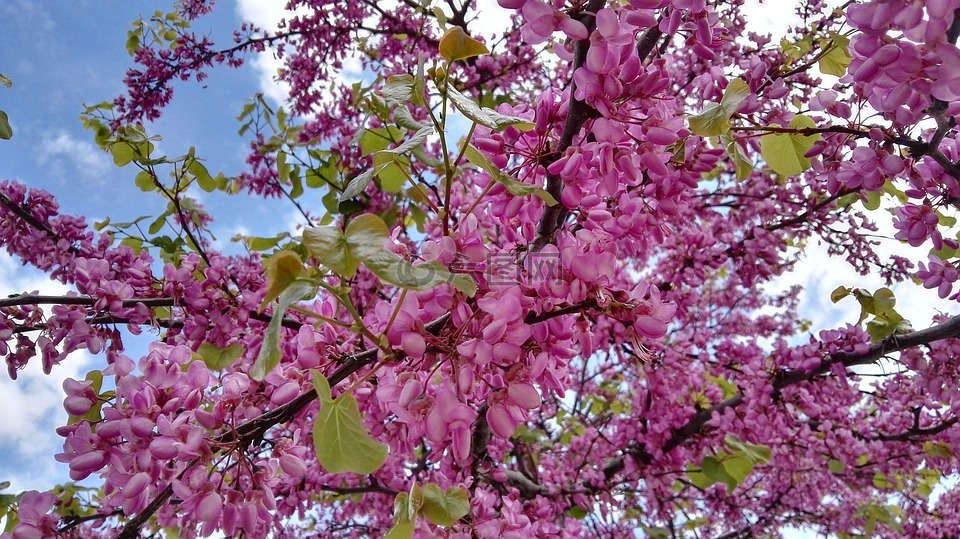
[3,0,960,537]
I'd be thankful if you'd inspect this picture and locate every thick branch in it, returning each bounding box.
[530,0,605,252]
[0,294,302,331]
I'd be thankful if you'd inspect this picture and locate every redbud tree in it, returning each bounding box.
[3,0,960,536]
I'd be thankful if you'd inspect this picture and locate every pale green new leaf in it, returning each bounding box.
[0,73,11,89]
[464,145,556,206]
[686,469,715,489]
[721,135,754,181]
[438,26,489,61]
[760,114,820,176]
[134,170,156,191]
[259,250,306,311]
[303,226,361,277]
[828,459,846,474]
[689,79,750,137]
[446,86,534,131]
[311,372,389,474]
[420,484,470,527]
[382,74,415,107]
[818,33,852,77]
[197,342,244,370]
[701,456,737,490]
[187,159,216,192]
[723,435,772,464]
[346,214,476,295]
[384,519,415,539]
[393,106,429,131]
[250,278,317,381]
[341,169,375,200]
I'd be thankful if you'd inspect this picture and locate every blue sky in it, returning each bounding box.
[0,0,957,525]
[0,0,281,493]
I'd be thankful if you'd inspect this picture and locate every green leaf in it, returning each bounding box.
[866,310,910,341]
[125,32,140,56]
[722,435,772,464]
[311,372,389,474]
[701,456,737,490]
[760,114,820,176]
[251,278,317,381]
[111,143,137,167]
[446,86,534,131]
[863,189,882,211]
[872,472,893,489]
[305,214,476,296]
[341,169,375,200]
[359,126,403,156]
[721,135,753,181]
[438,26,488,62]
[923,441,955,459]
[689,104,728,138]
[289,166,304,198]
[464,145,556,205]
[872,287,896,314]
[303,226,360,277]
[828,459,846,474]
[187,159,216,192]
[259,250,306,311]
[720,454,755,486]
[394,106,429,131]
[382,74,419,108]
[197,342,243,370]
[830,285,850,303]
[135,170,156,191]
[345,214,477,295]
[0,110,11,140]
[818,33,852,77]
[0,73,11,89]
[385,519,415,539]
[420,484,470,527]
[688,79,750,137]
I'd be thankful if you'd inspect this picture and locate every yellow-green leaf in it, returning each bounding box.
[187,159,216,192]
[721,135,753,181]
[251,278,316,381]
[111,143,137,167]
[311,372,389,474]
[197,342,243,370]
[830,285,850,303]
[259,250,306,311]
[303,227,360,277]
[446,86,535,131]
[689,79,750,137]
[760,114,820,176]
[134,170,156,191]
[818,33,852,77]
[872,472,893,489]
[420,484,470,527]
[438,26,488,61]
[0,110,12,140]
[464,144,556,205]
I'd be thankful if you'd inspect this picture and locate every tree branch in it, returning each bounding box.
[112,313,451,538]
[610,314,960,473]
[530,0,605,252]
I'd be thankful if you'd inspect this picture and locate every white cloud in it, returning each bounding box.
[767,200,957,339]
[741,0,846,41]
[0,253,91,491]
[34,129,111,183]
